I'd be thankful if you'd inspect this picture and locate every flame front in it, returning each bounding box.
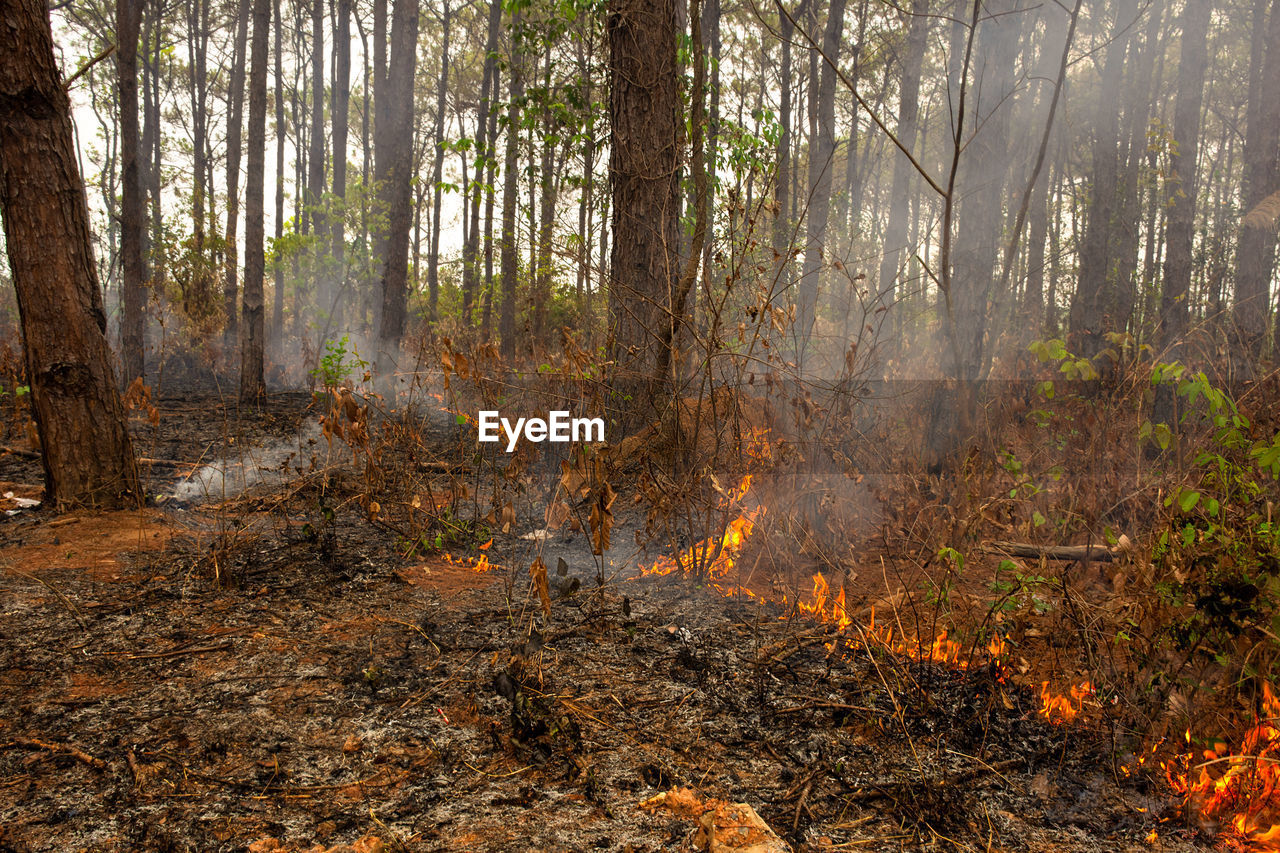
[641,475,763,582]
[1164,683,1280,848]
[638,475,1099,729]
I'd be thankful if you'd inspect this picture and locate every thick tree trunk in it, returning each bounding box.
[607,0,681,424]
[375,0,420,375]
[1234,0,1280,366]
[118,0,147,383]
[241,0,271,402]
[223,0,251,357]
[0,0,140,508]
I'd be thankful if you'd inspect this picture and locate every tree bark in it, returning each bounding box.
[607,0,682,424]
[426,0,452,325]
[796,0,847,363]
[271,0,286,352]
[241,0,271,402]
[118,0,147,383]
[1234,0,1280,366]
[1157,0,1210,360]
[875,0,928,331]
[500,16,525,362]
[375,0,420,375]
[223,0,251,358]
[0,0,140,507]
[331,0,353,337]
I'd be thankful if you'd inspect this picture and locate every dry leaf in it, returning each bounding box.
[531,556,551,617]
[589,482,617,556]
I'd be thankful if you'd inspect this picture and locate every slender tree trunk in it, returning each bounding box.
[796,0,848,363]
[223,0,250,358]
[876,0,927,348]
[500,17,525,361]
[1157,0,1211,359]
[533,44,556,344]
[330,0,352,338]
[188,0,211,321]
[481,62,500,340]
[773,1,794,272]
[272,0,286,353]
[118,0,147,383]
[241,0,271,402]
[461,0,503,327]
[0,0,140,507]
[375,0,420,375]
[426,0,452,325]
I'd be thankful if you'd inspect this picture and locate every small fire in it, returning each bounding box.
[641,475,763,581]
[638,474,1097,731]
[1164,683,1280,847]
[1038,680,1094,724]
[442,552,493,573]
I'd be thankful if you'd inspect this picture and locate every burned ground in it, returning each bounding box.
[0,392,1218,852]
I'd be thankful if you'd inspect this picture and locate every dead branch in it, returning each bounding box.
[8,737,108,770]
[987,541,1117,563]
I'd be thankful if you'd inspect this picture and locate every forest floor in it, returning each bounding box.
[0,390,1220,852]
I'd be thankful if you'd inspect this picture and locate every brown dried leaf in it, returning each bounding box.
[545,499,571,530]
[531,556,551,617]
[588,482,616,556]
[500,502,515,534]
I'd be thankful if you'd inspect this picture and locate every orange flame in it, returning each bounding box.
[1164,683,1280,848]
[641,476,763,581]
[1038,680,1094,724]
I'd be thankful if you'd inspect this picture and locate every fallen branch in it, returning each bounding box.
[0,445,39,460]
[987,541,1117,563]
[8,737,108,770]
[127,641,233,661]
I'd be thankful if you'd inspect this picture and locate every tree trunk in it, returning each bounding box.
[0,0,140,508]
[796,0,847,365]
[607,0,681,424]
[500,18,525,361]
[331,0,353,337]
[460,0,503,327]
[875,0,926,356]
[308,0,328,345]
[375,0,420,375]
[271,0,285,352]
[1157,0,1210,359]
[188,0,212,321]
[118,0,147,383]
[426,0,452,325]
[241,0,271,402]
[223,0,251,358]
[1234,0,1280,366]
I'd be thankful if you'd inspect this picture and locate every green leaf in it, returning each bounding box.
[1178,489,1201,513]
[1032,511,1047,527]
[456,413,468,426]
